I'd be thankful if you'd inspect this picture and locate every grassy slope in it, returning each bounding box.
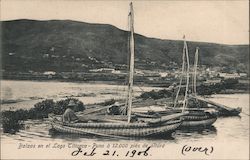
[2,19,249,73]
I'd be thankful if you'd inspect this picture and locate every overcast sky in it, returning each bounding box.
[1,0,249,44]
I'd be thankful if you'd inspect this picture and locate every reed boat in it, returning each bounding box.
[177,109,217,128]
[188,47,242,117]
[216,107,242,116]
[134,107,217,128]
[189,95,242,117]
[162,41,217,128]
[49,2,184,138]
[49,113,184,138]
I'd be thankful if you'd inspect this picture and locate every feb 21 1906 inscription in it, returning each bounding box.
[17,142,214,158]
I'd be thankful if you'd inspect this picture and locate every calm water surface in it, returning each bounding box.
[1,80,160,110]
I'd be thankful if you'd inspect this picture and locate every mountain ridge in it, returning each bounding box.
[3,19,249,46]
[1,19,249,73]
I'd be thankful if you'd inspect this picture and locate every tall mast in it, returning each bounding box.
[127,2,135,123]
[173,36,186,108]
[193,47,199,96]
[182,37,190,112]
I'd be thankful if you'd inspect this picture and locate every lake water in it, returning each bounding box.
[0,80,249,159]
[0,80,161,110]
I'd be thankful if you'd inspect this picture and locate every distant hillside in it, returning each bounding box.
[1,19,249,73]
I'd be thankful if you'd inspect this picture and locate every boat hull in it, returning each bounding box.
[50,118,182,138]
[136,109,217,128]
[180,117,217,128]
[176,111,217,128]
[217,108,242,117]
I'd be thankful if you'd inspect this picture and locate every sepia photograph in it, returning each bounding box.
[0,0,249,159]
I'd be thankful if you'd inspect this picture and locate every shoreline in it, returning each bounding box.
[218,89,249,94]
[1,78,165,87]
[0,77,250,87]
[1,79,249,111]
[1,90,249,111]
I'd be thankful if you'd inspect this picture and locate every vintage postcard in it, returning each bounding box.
[0,0,249,159]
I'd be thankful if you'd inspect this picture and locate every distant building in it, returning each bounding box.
[8,52,16,56]
[50,47,55,51]
[218,73,240,79]
[43,54,49,58]
[43,71,56,75]
[90,68,116,73]
[239,73,247,78]
[111,70,121,74]
[159,72,168,77]
[51,55,59,58]
[81,64,88,68]
[43,71,56,79]
[204,79,221,85]
[135,69,144,75]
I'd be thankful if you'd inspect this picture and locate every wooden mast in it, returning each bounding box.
[182,37,190,112]
[127,2,135,123]
[173,36,186,108]
[193,47,199,96]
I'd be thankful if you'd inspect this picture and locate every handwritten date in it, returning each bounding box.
[71,146,151,157]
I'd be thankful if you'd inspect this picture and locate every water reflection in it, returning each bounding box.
[175,126,217,143]
[49,128,177,141]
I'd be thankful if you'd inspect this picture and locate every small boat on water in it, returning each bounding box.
[134,107,217,128]
[216,107,242,116]
[161,41,217,128]
[49,2,184,138]
[49,114,183,138]
[190,95,242,116]
[169,108,217,128]
[189,46,241,117]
